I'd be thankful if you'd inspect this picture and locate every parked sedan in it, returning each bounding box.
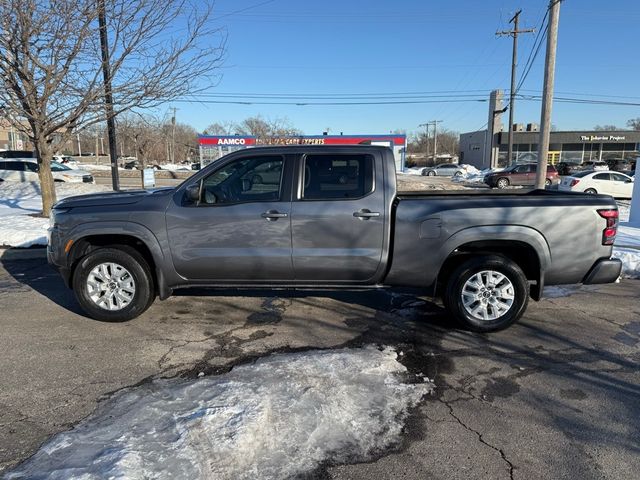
[421,163,463,177]
[484,163,559,189]
[558,170,634,198]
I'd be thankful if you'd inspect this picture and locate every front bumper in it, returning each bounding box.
[582,258,622,284]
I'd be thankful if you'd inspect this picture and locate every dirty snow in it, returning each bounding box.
[6,347,432,480]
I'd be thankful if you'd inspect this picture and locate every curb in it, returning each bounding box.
[0,247,47,260]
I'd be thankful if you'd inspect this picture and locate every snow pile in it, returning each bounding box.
[613,224,640,279]
[7,347,432,480]
[399,167,424,176]
[452,166,499,184]
[0,181,107,247]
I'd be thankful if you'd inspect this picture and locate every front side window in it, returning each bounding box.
[301,154,374,200]
[50,161,70,172]
[199,156,284,205]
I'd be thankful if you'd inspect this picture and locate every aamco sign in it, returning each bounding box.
[199,135,257,146]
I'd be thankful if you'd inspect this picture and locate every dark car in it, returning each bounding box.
[484,163,559,189]
[556,162,583,176]
[604,158,631,172]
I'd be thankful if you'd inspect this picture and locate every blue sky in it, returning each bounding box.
[169,0,640,136]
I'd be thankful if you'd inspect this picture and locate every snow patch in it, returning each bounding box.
[0,181,107,246]
[6,347,433,480]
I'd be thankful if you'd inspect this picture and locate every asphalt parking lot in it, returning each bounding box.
[1,251,638,479]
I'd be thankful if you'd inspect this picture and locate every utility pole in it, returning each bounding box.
[536,0,561,189]
[77,133,82,156]
[418,123,430,165]
[171,107,177,164]
[497,10,535,166]
[98,0,120,190]
[430,120,442,163]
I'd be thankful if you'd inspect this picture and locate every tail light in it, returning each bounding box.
[569,179,580,187]
[597,209,618,245]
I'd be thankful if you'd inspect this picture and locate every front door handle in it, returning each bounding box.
[261,210,288,221]
[353,209,381,220]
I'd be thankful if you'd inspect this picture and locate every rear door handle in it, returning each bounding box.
[353,209,380,220]
[261,210,288,221]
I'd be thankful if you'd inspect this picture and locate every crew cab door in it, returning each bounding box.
[165,154,294,281]
[290,152,386,281]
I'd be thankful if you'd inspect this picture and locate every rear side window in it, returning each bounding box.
[301,154,374,200]
[593,173,610,181]
[3,161,24,171]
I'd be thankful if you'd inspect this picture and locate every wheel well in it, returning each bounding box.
[68,235,157,291]
[435,241,541,299]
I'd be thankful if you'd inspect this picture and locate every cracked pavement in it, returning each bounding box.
[1,254,639,479]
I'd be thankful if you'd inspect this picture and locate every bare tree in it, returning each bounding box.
[627,118,640,131]
[0,0,225,215]
[235,115,301,140]
[594,125,619,131]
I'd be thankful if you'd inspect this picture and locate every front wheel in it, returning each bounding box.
[72,247,155,321]
[444,255,529,332]
[427,171,436,177]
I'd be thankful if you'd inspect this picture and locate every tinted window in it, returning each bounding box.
[593,173,611,181]
[302,154,374,200]
[513,165,530,173]
[3,161,24,171]
[199,156,284,205]
[24,162,38,172]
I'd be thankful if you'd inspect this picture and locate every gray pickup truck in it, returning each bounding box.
[47,146,622,332]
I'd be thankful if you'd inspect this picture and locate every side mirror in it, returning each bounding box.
[185,183,200,203]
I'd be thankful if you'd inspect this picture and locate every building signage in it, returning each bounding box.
[198,134,406,147]
[580,135,626,142]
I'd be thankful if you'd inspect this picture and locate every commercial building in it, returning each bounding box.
[0,119,31,152]
[459,90,640,169]
[198,134,407,171]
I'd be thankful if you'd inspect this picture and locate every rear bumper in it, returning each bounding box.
[582,258,622,284]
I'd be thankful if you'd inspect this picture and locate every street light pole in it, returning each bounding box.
[418,123,430,165]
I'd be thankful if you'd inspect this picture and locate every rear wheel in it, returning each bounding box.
[584,188,597,194]
[496,177,509,189]
[444,255,529,332]
[73,247,154,321]
[427,170,436,177]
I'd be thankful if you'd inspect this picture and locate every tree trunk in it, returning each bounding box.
[34,138,57,216]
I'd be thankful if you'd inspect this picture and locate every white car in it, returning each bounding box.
[559,170,634,198]
[421,163,464,177]
[0,158,94,183]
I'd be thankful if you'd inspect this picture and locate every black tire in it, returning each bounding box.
[584,188,597,194]
[444,255,529,332]
[427,170,436,177]
[544,178,552,187]
[454,171,463,177]
[72,247,154,322]
[496,177,509,189]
